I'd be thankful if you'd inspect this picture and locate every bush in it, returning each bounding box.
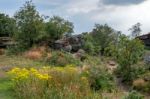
[116,65,146,83]
[123,91,144,99]
[45,51,81,66]
[85,66,116,92]
[8,66,101,99]
[108,35,145,83]
[6,44,27,55]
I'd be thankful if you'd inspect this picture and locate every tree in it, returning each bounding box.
[91,24,118,55]
[14,0,44,48]
[82,33,100,55]
[0,13,16,37]
[129,22,142,38]
[108,35,144,82]
[45,16,74,41]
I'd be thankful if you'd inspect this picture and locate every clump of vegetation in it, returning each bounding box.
[44,16,74,42]
[82,24,120,56]
[87,66,116,92]
[0,13,16,37]
[1,0,150,98]
[45,51,81,66]
[107,35,145,83]
[123,91,144,99]
[8,66,101,99]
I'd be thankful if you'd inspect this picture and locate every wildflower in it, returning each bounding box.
[36,73,49,80]
[30,68,38,74]
[81,77,88,83]
[8,67,20,74]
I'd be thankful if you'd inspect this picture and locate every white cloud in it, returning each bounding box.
[65,0,99,14]
[90,0,150,34]
[0,0,150,34]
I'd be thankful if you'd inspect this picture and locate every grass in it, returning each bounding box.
[0,55,46,99]
[0,54,149,99]
[0,77,14,99]
[0,55,46,68]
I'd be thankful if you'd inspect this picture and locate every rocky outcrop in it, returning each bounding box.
[0,37,15,48]
[52,34,85,53]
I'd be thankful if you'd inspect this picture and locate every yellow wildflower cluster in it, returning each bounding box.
[8,67,50,81]
[8,66,82,83]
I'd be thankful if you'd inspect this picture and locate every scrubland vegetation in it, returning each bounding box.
[0,1,150,99]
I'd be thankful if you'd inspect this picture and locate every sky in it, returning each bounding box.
[0,0,149,35]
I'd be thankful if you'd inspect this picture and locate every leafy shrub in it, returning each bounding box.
[82,33,101,55]
[116,65,146,84]
[123,91,144,99]
[45,51,81,66]
[8,66,101,99]
[108,35,145,83]
[86,66,116,92]
[6,44,27,55]
[83,41,95,55]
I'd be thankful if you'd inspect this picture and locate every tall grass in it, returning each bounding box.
[8,66,102,99]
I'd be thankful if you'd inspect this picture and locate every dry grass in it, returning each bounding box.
[133,78,147,88]
[0,55,45,68]
[0,49,5,55]
[24,46,47,60]
[101,91,127,99]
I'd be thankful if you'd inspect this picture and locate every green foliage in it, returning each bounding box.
[82,33,100,55]
[0,13,16,37]
[14,1,44,49]
[123,91,144,99]
[45,51,81,66]
[45,16,74,41]
[87,66,115,91]
[118,65,146,83]
[91,24,119,55]
[108,35,145,83]
[6,45,25,55]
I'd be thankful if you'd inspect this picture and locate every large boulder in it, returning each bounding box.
[68,34,84,52]
[53,39,66,49]
[63,45,72,52]
[52,34,85,53]
[0,37,15,48]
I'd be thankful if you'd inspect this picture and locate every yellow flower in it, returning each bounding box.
[30,68,38,73]
[81,77,88,82]
[36,73,49,80]
[66,67,77,73]
[8,67,20,74]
